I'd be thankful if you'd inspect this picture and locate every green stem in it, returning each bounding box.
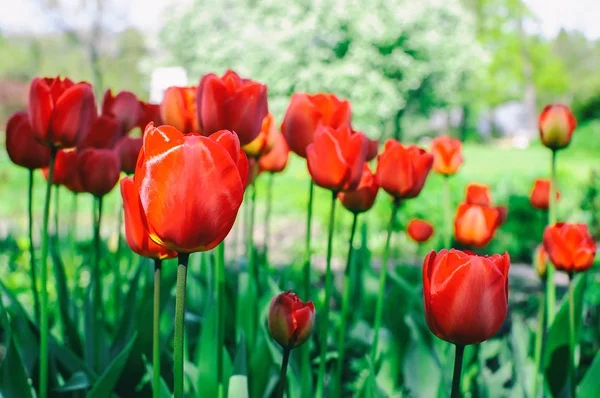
[335,212,359,397]
[216,243,226,398]
[174,253,190,398]
[114,204,123,319]
[277,346,292,398]
[451,344,465,398]
[39,147,57,398]
[532,282,546,398]
[153,258,162,398]
[443,175,452,249]
[246,163,258,347]
[301,179,315,398]
[93,195,104,371]
[54,184,59,240]
[546,150,557,323]
[316,192,337,398]
[263,172,274,257]
[27,169,41,323]
[568,273,576,398]
[370,200,400,363]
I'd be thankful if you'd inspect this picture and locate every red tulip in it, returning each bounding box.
[431,136,463,175]
[376,140,433,199]
[281,93,351,158]
[268,291,315,348]
[465,183,491,206]
[530,179,559,210]
[120,177,177,260]
[454,203,503,247]
[160,86,199,134]
[258,130,289,173]
[116,136,142,175]
[197,69,268,145]
[423,249,510,345]
[137,101,163,131]
[407,219,434,243]
[102,89,141,135]
[28,76,97,148]
[534,244,548,278]
[306,124,367,192]
[5,111,51,169]
[77,148,122,197]
[366,138,379,161]
[132,124,247,253]
[338,164,379,214]
[77,115,120,150]
[543,223,596,273]
[45,149,85,193]
[243,113,276,157]
[539,104,577,150]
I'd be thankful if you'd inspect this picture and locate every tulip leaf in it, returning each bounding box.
[196,305,232,397]
[142,355,171,398]
[111,264,143,356]
[578,350,600,397]
[54,371,90,392]
[228,376,249,398]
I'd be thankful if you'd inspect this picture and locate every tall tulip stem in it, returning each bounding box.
[263,172,274,258]
[114,204,124,318]
[532,281,546,398]
[27,169,40,323]
[301,179,315,396]
[451,344,465,398]
[316,192,338,398]
[174,253,190,398]
[546,150,557,323]
[568,273,576,398]
[443,175,452,248]
[246,166,258,347]
[216,242,226,398]
[39,147,57,398]
[277,346,292,398]
[370,200,400,363]
[153,258,162,398]
[92,195,104,370]
[335,212,359,397]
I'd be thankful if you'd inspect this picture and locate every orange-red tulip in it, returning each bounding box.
[5,111,51,169]
[366,138,379,161]
[465,183,491,206]
[281,93,351,158]
[243,113,276,157]
[534,244,547,278]
[77,115,120,150]
[28,76,97,148]
[543,223,596,273]
[116,136,142,175]
[132,124,248,253]
[307,125,367,192]
[137,101,163,132]
[539,104,577,150]
[258,130,289,173]
[102,89,141,135]
[530,179,559,210]
[77,148,121,197]
[120,177,177,260]
[454,203,503,247]
[197,70,268,145]
[338,164,379,214]
[268,291,315,348]
[423,249,510,345]
[160,86,199,134]
[376,140,433,199]
[431,136,463,175]
[407,219,434,243]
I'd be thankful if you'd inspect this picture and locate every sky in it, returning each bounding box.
[0,0,599,39]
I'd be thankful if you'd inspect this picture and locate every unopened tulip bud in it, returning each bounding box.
[533,244,547,279]
[268,291,315,348]
[538,104,576,150]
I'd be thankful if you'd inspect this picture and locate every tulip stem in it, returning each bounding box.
[335,212,359,398]
[301,179,314,397]
[370,200,400,364]
[174,253,190,398]
[451,344,465,398]
[54,184,59,241]
[443,175,452,249]
[532,281,546,398]
[546,150,557,324]
[114,204,124,319]
[153,258,162,398]
[277,346,292,398]
[39,147,57,398]
[216,242,226,398]
[27,169,41,323]
[263,172,274,259]
[93,195,104,371]
[316,192,338,398]
[247,166,258,347]
[568,273,576,398]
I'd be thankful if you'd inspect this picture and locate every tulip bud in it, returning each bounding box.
[407,219,434,243]
[268,291,315,348]
[431,136,463,176]
[338,164,379,214]
[538,104,576,150]
[77,148,122,197]
[5,111,51,170]
[533,244,547,278]
[529,179,559,210]
[543,223,596,273]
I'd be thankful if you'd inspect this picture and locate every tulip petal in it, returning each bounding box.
[51,84,97,147]
[28,78,54,142]
[281,94,321,158]
[307,128,348,191]
[197,74,229,136]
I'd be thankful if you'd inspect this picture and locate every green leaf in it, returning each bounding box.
[228,375,249,398]
[111,265,143,356]
[54,371,89,393]
[196,306,232,397]
[86,332,138,398]
[578,350,600,397]
[142,355,171,398]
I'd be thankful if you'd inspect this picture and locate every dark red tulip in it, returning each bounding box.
[454,203,503,247]
[160,86,199,134]
[77,148,121,197]
[543,223,596,273]
[102,89,141,135]
[431,136,463,176]
[77,115,120,150]
[120,177,177,260]
[338,164,379,214]
[281,93,351,158]
[258,130,289,173]
[407,219,434,243]
[116,136,142,175]
[45,149,85,193]
[5,111,51,169]
[530,179,559,210]
[539,104,577,150]
[423,249,510,345]
[307,124,367,192]
[376,140,433,199]
[137,101,163,132]
[366,138,379,161]
[28,76,97,148]
[465,183,491,206]
[268,291,315,348]
[197,69,268,145]
[243,113,276,157]
[132,124,248,253]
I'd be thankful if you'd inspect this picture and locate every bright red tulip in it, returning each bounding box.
[132,124,248,253]
[543,223,596,273]
[423,249,510,345]
[120,177,177,260]
[160,86,199,134]
[116,136,142,175]
[376,140,433,199]
[28,76,97,148]
[454,203,503,247]
[243,113,276,157]
[102,89,141,135]
[366,138,379,161]
[258,130,289,173]
[137,101,163,131]
[407,219,434,243]
[431,136,463,175]
[539,104,577,150]
[197,69,268,145]
[77,115,120,150]
[307,125,367,192]
[5,111,51,169]
[338,164,379,214]
[465,183,491,206]
[268,291,315,348]
[77,148,121,197]
[281,93,351,158]
[530,179,559,210]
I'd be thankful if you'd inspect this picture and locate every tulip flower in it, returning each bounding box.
[539,104,577,151]
[465,183,492,206]
[268,291,315,349]
[543,223,596,274]
[338,164,379,214]
[138,101,163,132]
[28,76,97,148]
[5,111,51,170]
[454,202,504,247]
[530,179,559,210]
[46,149,85,193]
[116,136,142,175]
[259,130,289,173]
[431,136,463,176]
[102,89,141,136]
[281,93,351,158]
[366,138,379,161]
[407,219,434,243]
[534,244,548,278]
[77,148,122,197]
[243,113,276,157]
[197,70,268,145]
[77,115,120,150]
[160,86,199,134]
